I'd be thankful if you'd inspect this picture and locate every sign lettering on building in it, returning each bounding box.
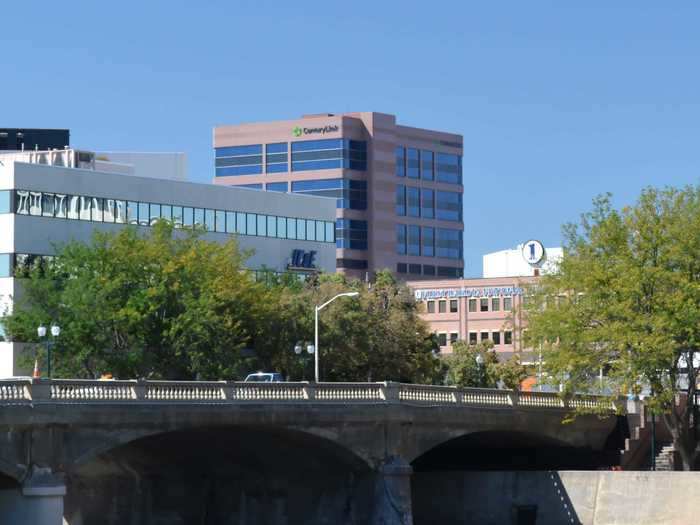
[292,125,339,137]
[413,286,524,300]
[288,249,317,269]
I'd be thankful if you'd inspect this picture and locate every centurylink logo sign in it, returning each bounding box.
[292,125,339,137]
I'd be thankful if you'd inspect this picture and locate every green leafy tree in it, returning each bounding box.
[524,188,700,470]
[444,341,498,388]
[3,222,265,380]
[270,270,443,383]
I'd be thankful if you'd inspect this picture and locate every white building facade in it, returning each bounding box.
[0,149,337,376]
[483,240,562,278]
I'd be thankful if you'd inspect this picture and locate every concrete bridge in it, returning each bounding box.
[0,379,620,524]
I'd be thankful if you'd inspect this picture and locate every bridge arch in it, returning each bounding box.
[411,430,617,471]
[65,425,377,524]
[70,423,373,474]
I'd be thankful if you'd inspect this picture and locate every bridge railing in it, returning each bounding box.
[0,379,619,411]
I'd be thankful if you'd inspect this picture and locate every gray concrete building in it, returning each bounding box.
[0,149,336,376]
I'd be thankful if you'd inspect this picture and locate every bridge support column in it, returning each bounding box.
[6,466,66,524]
[371,456,413,525]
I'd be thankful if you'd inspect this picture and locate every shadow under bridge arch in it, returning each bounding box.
[65,425,376,524]
[412,430,619,471]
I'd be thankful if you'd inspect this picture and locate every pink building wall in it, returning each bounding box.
[408,276,538,359]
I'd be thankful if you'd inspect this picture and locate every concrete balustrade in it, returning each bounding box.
[0,378,619,411]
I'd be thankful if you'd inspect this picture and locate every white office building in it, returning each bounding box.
[0,149,336,376]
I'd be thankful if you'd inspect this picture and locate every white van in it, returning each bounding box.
[243,372,284,382]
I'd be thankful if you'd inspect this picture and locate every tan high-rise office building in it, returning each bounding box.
[214,112,464,280]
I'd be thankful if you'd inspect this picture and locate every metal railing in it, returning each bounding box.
[0,378,618,411]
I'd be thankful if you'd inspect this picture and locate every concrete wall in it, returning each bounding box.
[412,471,700,525]
[0,489,64,525]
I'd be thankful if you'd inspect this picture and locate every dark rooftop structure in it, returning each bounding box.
[0,128,69,151]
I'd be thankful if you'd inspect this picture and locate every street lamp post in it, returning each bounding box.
[293,342,315,380]
[37,324,61,378]
[475,353,485,387]
[314,291,359,382]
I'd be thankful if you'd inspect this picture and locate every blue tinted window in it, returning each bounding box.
[247,214,257,235]
[436,153,462,184]
[215,145,262,157]
[336,219,367,250]
[436,191,462,221]
[266,163,288,173]
[296,218,306,240]
[407,187,420,217]
[291,139,367,172]
[292,159,342,172]
[292,179,343,192]
[421,150,434,180]
[422,189,434,219]
[266,182,288,192]
[266,143,288,173]
[396,224,407,255]
[422,227,434,257]
[407,148,419,178]
[266,143,287,154]
[408,225,421,256]
[395,185,405,216]
[436,228,463,259]
[215,155,263,167]
[395,147,405,177]
[237,183,263,189]
[291,139,343,152]
[236,212,247,234]
[216,165,263,176]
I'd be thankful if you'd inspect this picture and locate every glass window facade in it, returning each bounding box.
[336,219,368,250]
[407,186,420,217]
[436,191,462,222]
[291,178,367,210]
[395,185,405,216]
[406,148,419,178]
[396,224,406,255]
[421,188,434,219]
[215,144,263,177]
[436,228,463,259]
[291,139,367,172]
[421,150,434,180]
[407,225,420,256]
[436,152,462,184]
[421,227,434,257]
[8,189,335,244]
[266,143,288,173]
[395,146,405,177]
[266,182,288,192]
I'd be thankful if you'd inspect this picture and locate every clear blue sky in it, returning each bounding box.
[3,1,699,276]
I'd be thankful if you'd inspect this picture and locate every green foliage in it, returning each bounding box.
[523,187,700,469]
[444,340,528,389]
[268,270,443,383]
[3,230,441,385]
[4,222,265,380]
[444,341,498,388]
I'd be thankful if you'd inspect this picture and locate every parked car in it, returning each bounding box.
[243,372,284,382]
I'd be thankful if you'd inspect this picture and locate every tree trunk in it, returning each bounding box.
[662,409,698,471]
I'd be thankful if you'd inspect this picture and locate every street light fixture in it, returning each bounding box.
[475,353,485,387]
[294,341,315,380]
[37,323,60,378]
[314,291,359,382]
